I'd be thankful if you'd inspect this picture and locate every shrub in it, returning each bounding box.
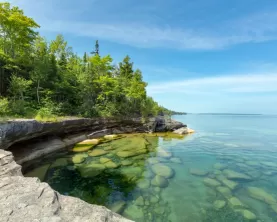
[0,97,10,116]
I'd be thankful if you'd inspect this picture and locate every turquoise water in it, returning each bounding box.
[24,114,277,221]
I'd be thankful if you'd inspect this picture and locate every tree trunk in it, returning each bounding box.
[37,80,40,104]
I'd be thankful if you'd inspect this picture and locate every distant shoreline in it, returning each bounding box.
[182,113,263,116]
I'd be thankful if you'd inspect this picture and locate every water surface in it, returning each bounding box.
[24,114,277,222]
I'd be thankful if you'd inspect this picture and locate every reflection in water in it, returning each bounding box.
[24,116,277,222]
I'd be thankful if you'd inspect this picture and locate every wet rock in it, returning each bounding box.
[173,127,195,134]
[170,157,182,164]
[190,168,209,176]
[142,171,154,179]
[216,186,232,198]
[154,187,161,193]
[203,178,221,187]
[104,135,120,140]
[242,210,257,220]
[157,148,172,158]
[117,149,147,158]
[223,169,252,181]
[223,179,238,190]
[151,175,169,188]
[135,196,144,206]
[247,187,277,205]
[213,163,227,170]
[122,160,133,166]
[228,197,244,208]
[72,139,100,152]
[147,158,160,165]
[105,161,120,169]
[213,200,226,210]
[121,167,143,180]
[109,200,126,214]
[25,164,50,181]
[72,154,87,164]
[123,205,144,220]
[150,196,159,204]
[77,163,106,178]
[137,179,151,189]
[88,149,108,157]
[260,161,277,168]
[51,158,69,168]
[151,163,174,178]
[100,157,112,164]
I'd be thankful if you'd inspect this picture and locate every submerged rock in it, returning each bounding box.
[190,168,209,176]
[223,169,252,181]
[221,178,238,190]
[216,186,232,198]
[203,178,221,187]
[117,149,147,158]
[151,175,169,188]
[147,158,160,165]
[150,195,159,204]
[105,161,120,169]
[213,200,226,210]
[121,167,143,180]
[170,157,182,164]
[122,160,133,166]
[72,154,87,164]
[109,200,126,214]
[173,127,195,134]
[123,205,144,220]
[213,163,227,170]
[88,149,108,157]
[99,157,112,164]
[137,179,151,189]
[242,210,257,220]
[247,187,277,205]
[135,196,144,206]
[72,139,100,152]
[104,134,120,140]
[25,164,50,181]
[77,163,105,178]
[151,163,174,178]
[157,148,172,158]
[228,197,244,208]
[51,158,69,168]
[260,161,277,168]
[142,171,154,179]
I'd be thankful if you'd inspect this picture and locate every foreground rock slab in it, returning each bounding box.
[0,150,132,222]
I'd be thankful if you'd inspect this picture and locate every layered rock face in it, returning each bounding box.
[0,150,132,222]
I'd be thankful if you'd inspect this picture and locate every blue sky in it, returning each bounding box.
[8,0,277,114]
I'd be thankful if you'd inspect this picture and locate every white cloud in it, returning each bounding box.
[147,73,277,94]
[7,0,277,50]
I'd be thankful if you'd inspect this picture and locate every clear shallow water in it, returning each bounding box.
[24,114,277,222]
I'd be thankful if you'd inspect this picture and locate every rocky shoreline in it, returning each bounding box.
[0,116,188,222]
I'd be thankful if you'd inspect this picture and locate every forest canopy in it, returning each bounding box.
[0,2,176,121]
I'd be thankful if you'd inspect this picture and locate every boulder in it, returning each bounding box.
[122,160,133,166]
[100,157,112,164]
[88,149,108,157]
[213,200,226,210]
[151,163,174,178]
[190,168,209,176]
[223,169,252,181]
[72,154,87,164]
[203,178,221,187]
[123,205,144,221]
[135,196,144,206]
[216,186,232,198]
[109,200,126,214]
[228,197,244,208]
[170,157,182,164]
[221,178,238,190]
[157,148,172,158]
[213,163,227,170]
[105,161,120,169]
[137,179,151,189]
[242,210,257,220]
[173,127,195,135]
[77,163,106,178]
[247,187,277,205]
[151,175,169,188]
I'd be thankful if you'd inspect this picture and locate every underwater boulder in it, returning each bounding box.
[88,149,108,157]
[77,163,105,178]
[72,154,87,164]
[72,139,100,152]
[247,187,277,205]
[151,175,169,188]
[190,168,209,176]
[213,200,226,210]
[151,163,174,178]
[203,178,221,187]
[109,200,126,214]
[223,169,252,181]
[170,157,182,164]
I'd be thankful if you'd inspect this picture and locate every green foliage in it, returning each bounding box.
[0,97,10,116]
[0,2,179,120]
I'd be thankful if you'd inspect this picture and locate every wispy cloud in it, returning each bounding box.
[147,73,277,94]
[7,0,277,50]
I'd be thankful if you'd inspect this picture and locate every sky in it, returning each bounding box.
[7,0,277,114]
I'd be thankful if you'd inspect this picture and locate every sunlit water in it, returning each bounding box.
[24,114,277,222]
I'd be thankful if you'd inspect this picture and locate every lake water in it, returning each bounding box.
[24,114,277,222]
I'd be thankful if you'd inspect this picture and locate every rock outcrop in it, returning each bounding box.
[0,150,132,222]
[0,116,186,150]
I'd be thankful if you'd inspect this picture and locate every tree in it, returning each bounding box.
[90,40,99,56]
[9,75,32,101]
